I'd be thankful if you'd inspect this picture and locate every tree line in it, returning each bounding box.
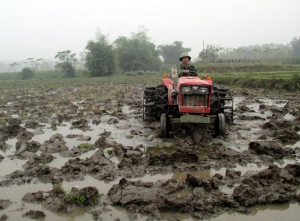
[199,37,300,64]
[12,28,192,79]
[1,27,300,79]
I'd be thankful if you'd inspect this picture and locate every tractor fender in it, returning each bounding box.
[163,78,175,105]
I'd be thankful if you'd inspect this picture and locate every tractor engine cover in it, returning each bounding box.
[181,85,209,107]
[177,77,212,114]
[182,94,208,107]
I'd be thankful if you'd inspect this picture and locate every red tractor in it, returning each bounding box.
[143,73,233,138]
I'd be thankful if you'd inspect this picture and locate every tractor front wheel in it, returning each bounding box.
[160,113,170,138]
[215,113,225,136]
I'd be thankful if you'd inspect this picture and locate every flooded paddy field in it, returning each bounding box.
[0,83,300,221]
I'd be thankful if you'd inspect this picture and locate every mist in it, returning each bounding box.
[1,0,299,62]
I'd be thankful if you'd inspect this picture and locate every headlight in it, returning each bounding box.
[182,87,191,93]
[181,86,209,94]
[199,87,209,94]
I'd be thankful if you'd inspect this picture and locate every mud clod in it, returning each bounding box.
[233,185,257,207]
[40,133,69,153]
[249,141,295,159]
[0,214,8,221]
[274,130,300,144]
[23,210,46,219]
[44,186,100,213]
[0,200,12,210]
[22,191,44,203]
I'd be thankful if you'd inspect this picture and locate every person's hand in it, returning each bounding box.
[183,70,189,74]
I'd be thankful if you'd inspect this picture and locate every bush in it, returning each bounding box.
[20,67,34,80]
[145,70,152,75]
[289,73,300,91]
[125,71,135,76]
[136,70,144,75]
[56,62,75,78]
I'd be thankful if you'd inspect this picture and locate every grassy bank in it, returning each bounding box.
[1,67,299,92]
[0,73,163,90]
[207,71,300,92]
[195,63,300,73]
[0,70,89,81]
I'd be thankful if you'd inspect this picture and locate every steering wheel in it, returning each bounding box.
[180,71,197,77]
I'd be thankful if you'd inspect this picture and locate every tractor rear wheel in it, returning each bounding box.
[143,84,168,121]
[156,84,168,119]
[143,86,156,120]
[160,113,170,138]
[215,113,225,136]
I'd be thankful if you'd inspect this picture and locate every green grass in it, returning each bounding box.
[53,184,100,207]
[0,72,163,89]
[0,67,299,92]
[78,143,92,150]
[206,71,300,80]
[63,190,87,205]
[195,63,300,73]
[207,72,300,92]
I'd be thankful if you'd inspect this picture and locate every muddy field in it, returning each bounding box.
[0,84,300,221]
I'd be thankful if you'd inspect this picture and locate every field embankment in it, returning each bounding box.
[195,62,300,73]
[1,63,300,92]
[195,63,300,92]
[206,71,300,92]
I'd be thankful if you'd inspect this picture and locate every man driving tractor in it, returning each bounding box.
[177,52,197,77]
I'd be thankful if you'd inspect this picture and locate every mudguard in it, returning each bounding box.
[163,78,175,105]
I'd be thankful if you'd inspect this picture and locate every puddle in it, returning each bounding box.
[211,203,300,221]
[232,96,244,110]
[172,170,210,182]
[129,173,173,182]
[274,158,299,168]
[211,162,268,177]
[283,113,296,121]
[46,149,99,169]
[0,157,26,178]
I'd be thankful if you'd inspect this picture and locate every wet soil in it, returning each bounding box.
[0,85,299,220]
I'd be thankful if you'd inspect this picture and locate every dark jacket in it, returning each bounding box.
[177,63,197,77]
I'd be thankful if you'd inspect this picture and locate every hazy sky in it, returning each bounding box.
[1,0,299,61]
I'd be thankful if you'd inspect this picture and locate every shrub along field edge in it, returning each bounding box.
[206,72,300,92]
[195,63,300,73]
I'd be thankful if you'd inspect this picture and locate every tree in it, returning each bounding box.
[85,32,115,77]
[291,37,300,56]
[19,67,34,80]
[114,27,162,72]
[54,50,77,78]
[9,62,20,71]
[158,41,191,64]
[24,58,43,71]
[199,45,223,63]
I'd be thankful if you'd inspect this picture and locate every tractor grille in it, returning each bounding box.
[182,95,208,107]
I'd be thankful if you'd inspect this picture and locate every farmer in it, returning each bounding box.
[177,52,197,77]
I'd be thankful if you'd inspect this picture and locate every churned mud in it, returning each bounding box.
[0,85,299,221]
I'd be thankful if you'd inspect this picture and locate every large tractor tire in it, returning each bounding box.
[160,113,170,138]
[215,113,225,136]
[210,86,233,123]
[143,86,156,120]
[143,84,168,121]
[155,84,168,119]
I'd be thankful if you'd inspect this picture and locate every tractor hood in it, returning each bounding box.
[177,76,212,88]
[176,76,213,114]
